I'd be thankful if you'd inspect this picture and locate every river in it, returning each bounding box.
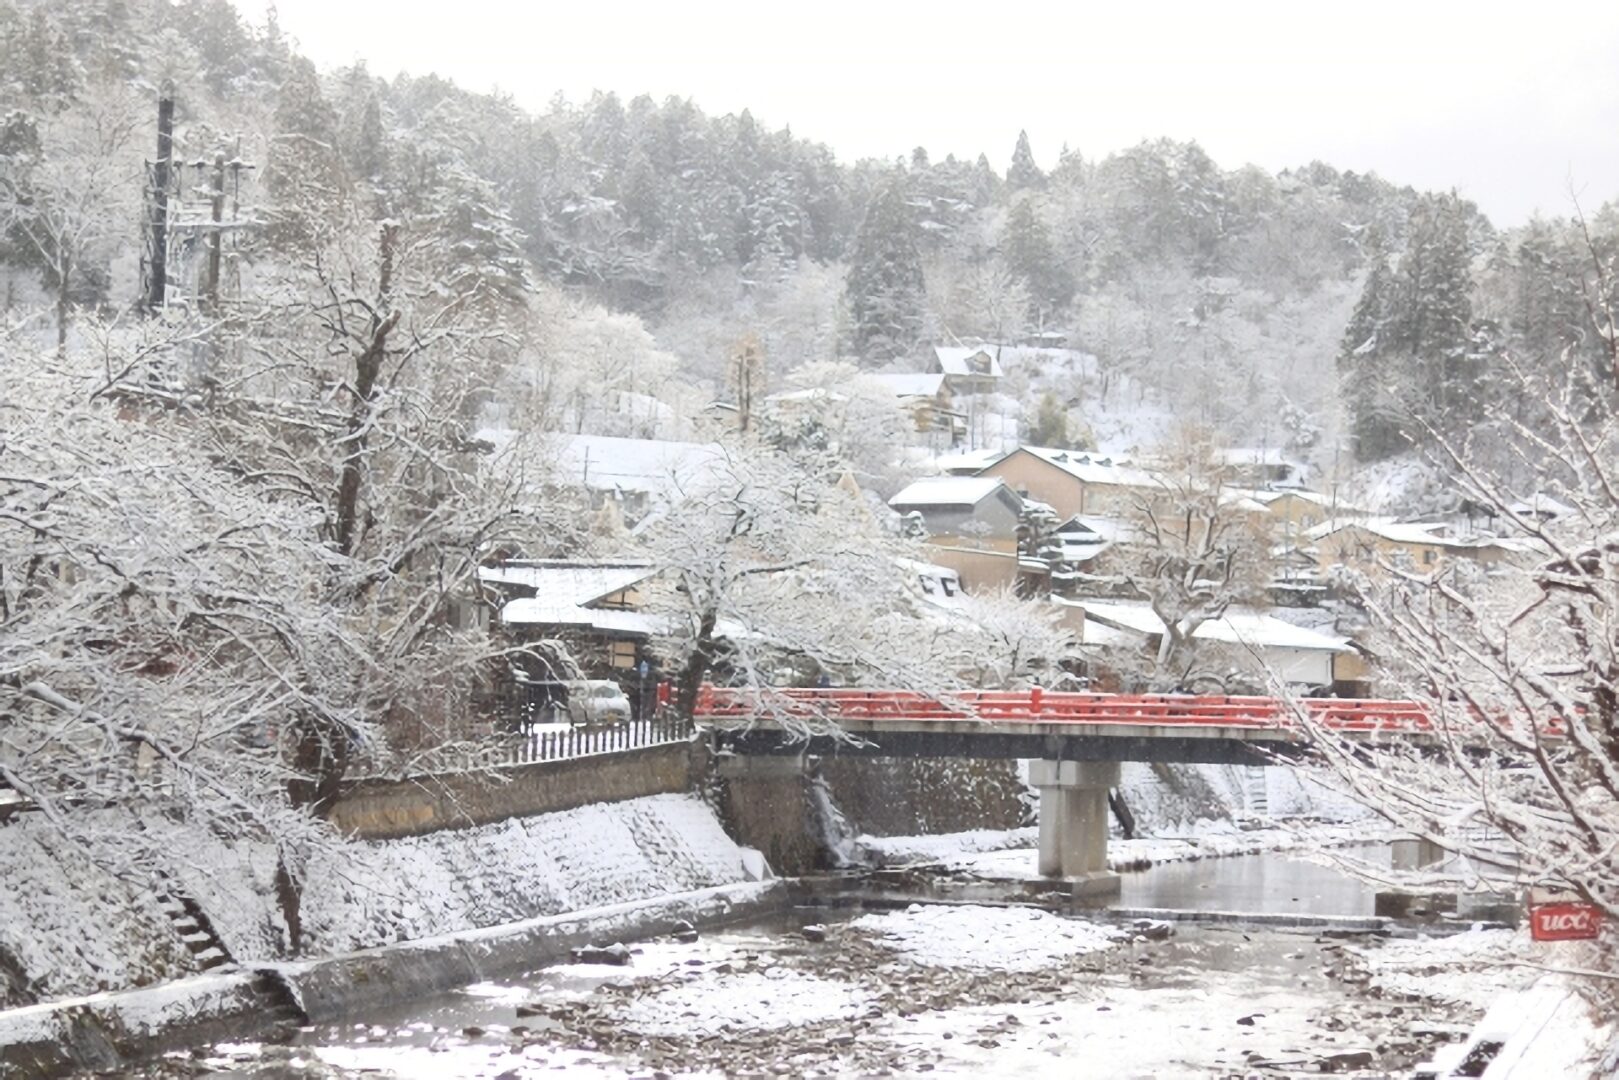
[138,844,1484,1079]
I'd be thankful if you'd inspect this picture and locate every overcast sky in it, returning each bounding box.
[239,0,1619,226]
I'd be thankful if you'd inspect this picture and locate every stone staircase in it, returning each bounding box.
[1246,766,1270,818]
[152,886,231,973]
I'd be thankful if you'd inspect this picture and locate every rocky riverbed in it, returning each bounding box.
[141,903,1490,1078]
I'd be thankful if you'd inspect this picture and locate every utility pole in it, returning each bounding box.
[143,81,175,313]
[205,152,225,313]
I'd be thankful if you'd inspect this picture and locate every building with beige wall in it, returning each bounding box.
[978,447,1165,522]
[1306,520,1455,579]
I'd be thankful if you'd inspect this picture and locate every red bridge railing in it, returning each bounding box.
[694,687,1564,738]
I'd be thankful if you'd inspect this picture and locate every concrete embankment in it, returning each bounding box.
[271,879,783,1022]
[0,880,785,1078]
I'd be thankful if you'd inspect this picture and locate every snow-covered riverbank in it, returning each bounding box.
[150,903,1553,1079]
[858,817,1387,877]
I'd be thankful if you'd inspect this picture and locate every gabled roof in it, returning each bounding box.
[479,560,657,608]
[990,446,1164,490]
[1238,488,1343,509]
[933,345,1006,379]
[1073,599,1350,652]
[479,560,664,635]
[889,476,1017,510]
[870,373,949,398]
[1306,518,1454,546]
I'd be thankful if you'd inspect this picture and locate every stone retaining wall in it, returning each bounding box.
[328,741,695,839]
[819,757,1028,836]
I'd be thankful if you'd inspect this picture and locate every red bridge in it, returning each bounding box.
[692,687,1500,766]
[696,686,1520,887]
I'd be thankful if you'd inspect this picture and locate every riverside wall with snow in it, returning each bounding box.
[0,792,756,1009]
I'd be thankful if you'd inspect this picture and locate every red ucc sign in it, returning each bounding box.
[1529,902,1603,941]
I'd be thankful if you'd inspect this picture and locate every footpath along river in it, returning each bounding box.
[138,848,1489,1079]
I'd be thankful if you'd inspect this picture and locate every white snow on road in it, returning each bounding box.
[851,903,1121,971]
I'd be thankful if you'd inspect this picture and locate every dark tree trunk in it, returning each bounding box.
[675,606,718,720]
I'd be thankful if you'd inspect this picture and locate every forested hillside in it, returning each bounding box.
[5,0,1614,477]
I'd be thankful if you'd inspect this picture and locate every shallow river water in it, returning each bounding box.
[144,848,1464,1079]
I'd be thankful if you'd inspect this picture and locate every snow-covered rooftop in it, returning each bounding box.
[1073,599,1351,652]
[888,476,1014,509]
[480,560,663,634]
[1001,446,1164,489]
[549,434,726,497]
[870,373,948,398]
[934,447,1006,475]
[1306,518,1454,546]
[499,600,665,635]
[898,558,965,609]
[1508,494,1577,519]
[1212,447,1302,468]
[480,560,656,607]
[932,345,1006,379]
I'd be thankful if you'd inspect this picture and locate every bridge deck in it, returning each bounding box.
[695,688,1542,764]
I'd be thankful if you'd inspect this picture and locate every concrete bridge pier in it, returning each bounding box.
[1031,759,1121,898]
[1391,836,1446,870]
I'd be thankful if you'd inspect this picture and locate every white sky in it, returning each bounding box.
[239,0,1619,226]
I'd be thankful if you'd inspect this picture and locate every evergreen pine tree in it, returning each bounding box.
[1394,193,1477,427]
[845,179,925,364]
[265,58,347,251]
[1338,229,1406,460]
[1028,391,1072,448]
[1008,130,1043,191]
[1001,196,1073,324]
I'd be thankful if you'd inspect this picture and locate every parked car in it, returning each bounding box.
[560,680,632,728]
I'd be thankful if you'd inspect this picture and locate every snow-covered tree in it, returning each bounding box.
[1007,129,1042,192]
[1303,220,1619,982]
[845,179,926,364]
[637,444,931,729]
[767,360,914,494]
[1,321,335,953]
[1112,428,1275,689]
[0,83,140,349]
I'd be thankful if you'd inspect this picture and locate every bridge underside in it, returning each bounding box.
[709,726,1312,766]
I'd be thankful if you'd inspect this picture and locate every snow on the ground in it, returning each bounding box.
[0,812,203,1003]
[860,819,1384,881]
[614,969,871,1036]
[850,904,1121,971]
[0,791,752,1005]
[311,1040,629,1079]
[1353,926,1557,1010]
[1461,976,1615,1079]
[298,792,747,954]
[1362,930,1618,1078]
[869,937,1376,1079]
[857,825,1038,864]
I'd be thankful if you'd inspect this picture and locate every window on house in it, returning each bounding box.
[609,640,637,668]
[1422,549,1436,565]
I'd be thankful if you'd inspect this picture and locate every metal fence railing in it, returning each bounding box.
[500,712,694,766]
